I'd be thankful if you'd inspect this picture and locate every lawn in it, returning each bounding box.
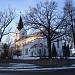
[0,58,75,67]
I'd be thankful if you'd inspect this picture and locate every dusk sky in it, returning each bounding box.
[0,0,75,42]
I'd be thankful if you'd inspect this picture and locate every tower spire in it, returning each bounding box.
[17,15,23,30]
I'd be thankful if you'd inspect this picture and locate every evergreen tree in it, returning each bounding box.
[51,43,57,57]
[63,42,70,57]
[66,44,70,57]
[1,43,9,59]
[63,42,66,57]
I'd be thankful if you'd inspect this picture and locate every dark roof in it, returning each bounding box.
[17,16,23,30]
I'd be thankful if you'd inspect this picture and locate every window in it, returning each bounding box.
[23,33,24,35]
[44,49,46,55]
[25,48,28,55]
[17,51,22,56]
[39,49,41,54]
[31,51,33,56]
[39,44,43,47]
[57,39,59,48]
[16,33,17,36]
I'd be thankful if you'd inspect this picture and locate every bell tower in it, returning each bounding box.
[14,16,27,41]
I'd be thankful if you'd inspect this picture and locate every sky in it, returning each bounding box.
[0,0,66,13]
[0,0,75,43]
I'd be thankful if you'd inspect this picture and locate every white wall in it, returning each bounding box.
[19,28,27,38]
[14,37,64,59]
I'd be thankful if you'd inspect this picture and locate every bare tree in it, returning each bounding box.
[62,0,75,49]
[0,7,16,42]
[23,1,67,58]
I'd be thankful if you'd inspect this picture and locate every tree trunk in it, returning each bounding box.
[47,37,52,58]
[0,34,3,42]
[70,10,75,49]
[72,28,75,49]
[0,38,1,42]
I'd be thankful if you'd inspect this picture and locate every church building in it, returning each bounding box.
[13,16,72,59]
[13,16,45,59]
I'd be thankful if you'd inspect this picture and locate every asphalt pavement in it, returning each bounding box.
[0,68,75,75]
[0,63,75,75]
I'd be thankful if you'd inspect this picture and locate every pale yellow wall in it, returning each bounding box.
[15,35,43,49]
[14,28,20,41]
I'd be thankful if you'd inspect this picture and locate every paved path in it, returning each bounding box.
[0,68,75,75]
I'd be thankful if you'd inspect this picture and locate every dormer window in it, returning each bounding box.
[23,33,24,35]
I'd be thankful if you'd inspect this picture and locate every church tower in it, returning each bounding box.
[14,16,27,41]
[17,16,23,30]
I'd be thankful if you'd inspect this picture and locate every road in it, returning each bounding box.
[0,68,75,75]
